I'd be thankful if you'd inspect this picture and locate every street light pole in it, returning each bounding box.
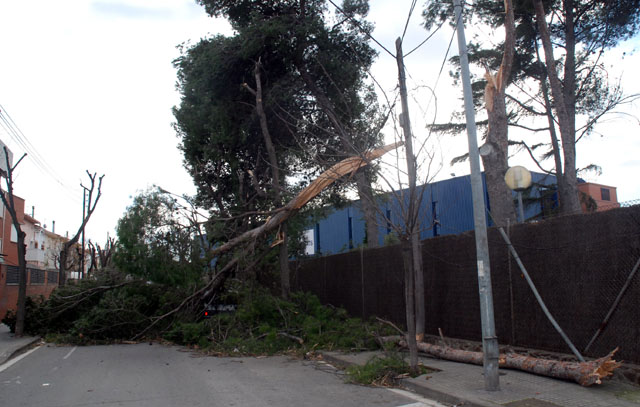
[505,166,532,223]
[454,0,500,391]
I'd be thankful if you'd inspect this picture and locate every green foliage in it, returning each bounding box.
[424,0,640,163]
[346,353,433,386]
[164,288,396,355]
[174,0,384,252]
[22,269,393,353]
[19,271,191,344]
[114,188,207,286]
[383,232,400,246]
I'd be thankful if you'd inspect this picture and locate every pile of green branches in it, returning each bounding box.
[3,270,189,344]
[3,271,395,353]
[164,287,396,355]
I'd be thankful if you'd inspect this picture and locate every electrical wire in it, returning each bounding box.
[401,0,419,42]
[0,105,82,204]
[326,0,397,59]
[404,20,445,58]
[0,104,67,183]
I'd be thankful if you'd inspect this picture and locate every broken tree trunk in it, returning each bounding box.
[384,336,620,386]
[209,142,402,258]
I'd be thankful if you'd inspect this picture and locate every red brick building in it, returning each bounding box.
[0,193,59,319]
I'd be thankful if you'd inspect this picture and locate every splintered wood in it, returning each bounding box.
[385,337,620,386]
[210,142,402,257]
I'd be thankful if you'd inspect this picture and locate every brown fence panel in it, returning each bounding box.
[292,206,640,364]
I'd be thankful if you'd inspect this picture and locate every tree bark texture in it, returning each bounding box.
[533,0,581,214]
[278,225,290,299]
[355,171,379,248]
[249,60,290,298]
[481,0,517,227]
[209,142,402,259]
[14,231,27,336]
[396,38,426,338]
[0,150,29,336]
[388,337,620,386]
[59,172,104,286]
[535,42,565,188]
[401,240,419,373]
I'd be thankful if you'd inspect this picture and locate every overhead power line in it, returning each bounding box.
[0,104,82,204]
[401,0,419,42]
[326,0,397,59]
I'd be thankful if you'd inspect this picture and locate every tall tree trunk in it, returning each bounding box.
[481,0,517,227]
[14,231,27,336]
[250,60,290,298]
[534,0,581,213]
[59,244,70,286]
[401,240,419,373]
[355,171,379,248]
[535,43,565,181]
[279,225,290,299]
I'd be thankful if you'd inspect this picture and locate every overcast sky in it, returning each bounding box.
[0,0,638,244]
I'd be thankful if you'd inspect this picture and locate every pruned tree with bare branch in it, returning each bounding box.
[0,147,28,335]
[59,171,104,286]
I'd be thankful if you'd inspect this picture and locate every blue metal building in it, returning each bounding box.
[305,172,557,255]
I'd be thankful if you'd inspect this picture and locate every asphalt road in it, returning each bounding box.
[0,343,445,407]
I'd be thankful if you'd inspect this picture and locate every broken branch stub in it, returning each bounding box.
[209,142,402,257]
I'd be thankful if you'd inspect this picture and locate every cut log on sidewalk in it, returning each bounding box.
[383,336,620,386]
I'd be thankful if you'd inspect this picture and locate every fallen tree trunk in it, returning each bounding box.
[384,336,620,386]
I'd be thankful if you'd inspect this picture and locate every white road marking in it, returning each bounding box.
[388,388,447,407]
[63,346,77,360]
[0,346,42,373]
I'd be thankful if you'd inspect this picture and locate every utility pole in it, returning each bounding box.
[396,38,426,341]
[453,0,500,391]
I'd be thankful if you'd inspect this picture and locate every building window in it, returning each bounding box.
[47,271,59,284]
[30,269,45,285]
[601,188,611,201]
[6,266,19,285]
[10,225,17,243]
[34,241,38,249]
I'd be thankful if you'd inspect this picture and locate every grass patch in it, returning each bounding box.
[346,353,435,386]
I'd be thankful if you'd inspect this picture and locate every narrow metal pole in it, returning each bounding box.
[496,225,585,362]
[453,0,500,391]
[517,191,525,223]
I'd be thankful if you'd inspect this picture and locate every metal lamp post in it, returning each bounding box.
[504,166,532,223]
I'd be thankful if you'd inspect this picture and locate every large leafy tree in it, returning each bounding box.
[114,189,206,287]
[425,0,640,215]
[174,0,384,296]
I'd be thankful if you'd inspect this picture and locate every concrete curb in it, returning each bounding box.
[0,336,41,366]
[319,351,493,407]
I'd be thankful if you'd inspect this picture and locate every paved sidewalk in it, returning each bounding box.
[0,323,40,366]
[321,350,640,407]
